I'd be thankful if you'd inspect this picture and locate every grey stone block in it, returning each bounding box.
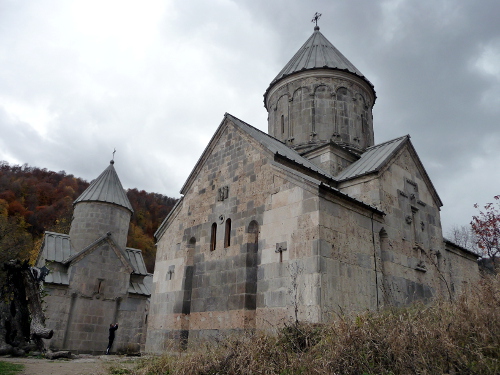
[228,294,244,310]
[357,253,372,269]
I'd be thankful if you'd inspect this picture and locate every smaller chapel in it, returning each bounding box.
[36,160,151,354]
[145,24,479,351]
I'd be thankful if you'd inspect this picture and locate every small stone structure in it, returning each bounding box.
[145,26,479,351]
[36,161,151,354]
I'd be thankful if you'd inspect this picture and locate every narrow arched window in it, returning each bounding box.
[281,115,285,134]
[210,223,217,251]
[224,218,231,248]
[248,220,259,251]
[187,237,196,264]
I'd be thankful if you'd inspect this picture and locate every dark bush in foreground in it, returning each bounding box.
[133,276,500,375]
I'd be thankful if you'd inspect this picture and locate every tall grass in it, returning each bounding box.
[133,276,500,375]
[0,361,24,375]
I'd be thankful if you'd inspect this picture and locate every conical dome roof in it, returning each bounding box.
[265,26,374,100]
[74,161,133,213]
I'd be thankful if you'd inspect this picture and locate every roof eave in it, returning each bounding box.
[337,136,410,182]
[73,199,134,214]
[319,182,386,216]
[179,114,230,196]
[444,238,479,258]
[154,196,183,241]
[264,67,376,111]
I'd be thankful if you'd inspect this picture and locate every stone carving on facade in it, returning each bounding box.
[218,186,229,201]
[36,161,151,354]
[145,24,480,352]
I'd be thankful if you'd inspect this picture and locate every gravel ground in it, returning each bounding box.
[0,354,141,375]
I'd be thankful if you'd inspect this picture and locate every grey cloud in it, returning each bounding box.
[0,0,499,233]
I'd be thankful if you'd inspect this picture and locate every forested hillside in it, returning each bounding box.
[0,161,176,273]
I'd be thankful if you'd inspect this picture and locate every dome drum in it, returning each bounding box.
[69,201,131,252]
[266,69,375,151]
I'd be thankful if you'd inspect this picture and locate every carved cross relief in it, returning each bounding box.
[218,186,229,201]
[398,178,427,271]
[398,178,426,245]
[275,242,287,263]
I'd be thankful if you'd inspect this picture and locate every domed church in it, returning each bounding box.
[146,24,479,351]
[36,161,151,354]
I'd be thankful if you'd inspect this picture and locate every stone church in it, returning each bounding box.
[36,161,151,354]
[145,26,479,351]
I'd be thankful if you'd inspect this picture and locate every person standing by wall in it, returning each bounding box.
[106,323,118,354]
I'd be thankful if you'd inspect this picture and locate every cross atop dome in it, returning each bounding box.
[311,12,322,29]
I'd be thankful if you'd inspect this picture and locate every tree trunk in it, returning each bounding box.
[45,350,71,360]
[2,260,53,354]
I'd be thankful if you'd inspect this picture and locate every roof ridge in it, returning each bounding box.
[64,232,111,263]
[224,113,275,139]
[63,233,135,273]
[44,231,70,237]
[366,135,410,150]
[337,135,409,181]
[225,113,337,182]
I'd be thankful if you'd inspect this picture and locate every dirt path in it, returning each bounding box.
[1,355,140,375]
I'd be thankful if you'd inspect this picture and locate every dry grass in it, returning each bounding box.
[132,276,500,375]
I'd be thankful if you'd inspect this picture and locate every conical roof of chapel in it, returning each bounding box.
[74,160,133,213]
[266,26,374,96]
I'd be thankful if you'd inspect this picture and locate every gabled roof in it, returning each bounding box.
[38,231,75,263]
[229,114,338,182]
[125,248,149,275]
[265,26,375,101]
[44,271,69,285]
[444,238,479,258]
[38,231,150,289]
[36,231,73,285]
[180,113,337,196]
[128,281,151,296]
[159,113,383,242]
[74,161,133,213]
[62,233,133,274]
[337,135,409,181]
[154,196,183,240]
[337,135,443,208]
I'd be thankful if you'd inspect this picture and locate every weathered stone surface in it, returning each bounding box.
[145,28,479,353]
[38,164,150,355]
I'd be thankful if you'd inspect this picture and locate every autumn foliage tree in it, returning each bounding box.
[126,188,177,272]
[471,195,500,269]
[0,161,176,273]
[0,161,175,354]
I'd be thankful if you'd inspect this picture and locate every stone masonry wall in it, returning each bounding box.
[43,285,71,350]
[256,172,322,328]
[146,121,327,351]
[146,121,479,353]
[266,70,375,150]
[113,295,149,354]
[44,242,148,354]
[69,202,131,252]
[318,193,384,320]
[443,244,479,298]
[302,144,359,176]
[338,144,478,305]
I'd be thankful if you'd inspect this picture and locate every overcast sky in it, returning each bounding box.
[1,0,499,234]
